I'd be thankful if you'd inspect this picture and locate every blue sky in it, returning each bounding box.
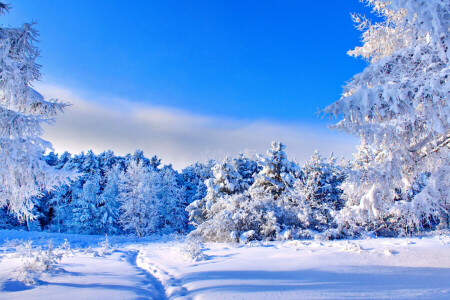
[3,1,373,168]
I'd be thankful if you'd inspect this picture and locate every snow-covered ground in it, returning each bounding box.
[0,230,449,300]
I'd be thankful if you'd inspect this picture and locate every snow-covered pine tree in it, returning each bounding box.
[44,152,59,167]
[57,151,71,168]
[286,151,346,237]
[233,153,260,188]
[46,153,81,232]
[118,160,161,237]
[47,182,73,232]
[159,165,187,233]
[71,173,101,234]
[97,164,122,234]
[187,157,245,227]
[188,143,304,242]
[0,3,73,221]
[0,206,22,229]
[81,150,99,175]
[250,141,300,200]
[324,0,449,234]
[180,160,215,208]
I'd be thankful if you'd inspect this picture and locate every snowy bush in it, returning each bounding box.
[98,234,113,256]
[188,142,313,242]
[3,238,24,248]
[13,239,33,258]
[284,151,346,235]
[14,240,63,285]
[58,239,74,256]
[182,237,208,261]
[83,246,96,255]
[187,143,350,242]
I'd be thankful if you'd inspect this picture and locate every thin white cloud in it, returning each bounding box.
[37,83,358,169]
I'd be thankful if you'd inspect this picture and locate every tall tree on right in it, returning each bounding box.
[324,0,449,234]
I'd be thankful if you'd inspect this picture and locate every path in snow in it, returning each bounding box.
[0,250,163,300]
[135,247,188,299]
[137,237,450,300]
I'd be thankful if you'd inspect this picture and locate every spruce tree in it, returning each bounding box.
[0,3,73,221]
[324,0,449,234]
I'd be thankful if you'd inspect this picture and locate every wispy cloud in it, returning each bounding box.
[38,83,358,169]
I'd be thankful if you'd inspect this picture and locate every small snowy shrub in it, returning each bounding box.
[15,240,63,285]
[98,234,113,256]
[239,230,256,243]
[4,238,24,248]
[58,239,74,256]
[16,261,42,285]
[14,240,33,258]
[34,240,63,271]
[182,238,208,261]
[83,246,97,256]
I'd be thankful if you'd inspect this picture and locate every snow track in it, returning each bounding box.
[125,249,168,300]
[135,248,189,299]
[0,250,164,300]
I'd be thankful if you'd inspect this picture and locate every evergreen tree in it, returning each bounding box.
[188,143,303,242]
[71,173,101,234]
[233,153,260,188]
[97,164,121,234]
[118,160,161,237]
[160,165,187,233]
[0,3,73,221]
[180,160,215,207]
[287,151,346,236]
[250,141,300,200]
[324,0,449,234]
[187,157,245,227]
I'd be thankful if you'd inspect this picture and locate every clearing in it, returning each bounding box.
[0,230,449,299]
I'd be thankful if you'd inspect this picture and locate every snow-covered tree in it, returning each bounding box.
[159,165,187,233]
[97,164,121,234]
[0,3,73,221]
[189,191,281,243]
[46,154,82,232]
[250,141,300,200]
[47,182,74,232]
[0,206,22,229]
[180,160,215,208]
[187,157,245,227]
[324,0,449,234]
[118,160,161,237]
[188,142,305,242]
[284,151,346,236]
[70,174,101,234]
[233,153,260,188]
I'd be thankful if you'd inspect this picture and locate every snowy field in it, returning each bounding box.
[0,230,449,300]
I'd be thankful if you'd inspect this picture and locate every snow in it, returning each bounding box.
[1,251,162,299]
[0,230,449,299]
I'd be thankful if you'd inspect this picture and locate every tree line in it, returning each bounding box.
[0,0,448,241]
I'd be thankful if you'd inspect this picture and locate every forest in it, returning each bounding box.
[0,0,448,243]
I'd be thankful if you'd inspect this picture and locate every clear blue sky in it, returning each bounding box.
[3,0,372,123]
[2,1,376,167]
